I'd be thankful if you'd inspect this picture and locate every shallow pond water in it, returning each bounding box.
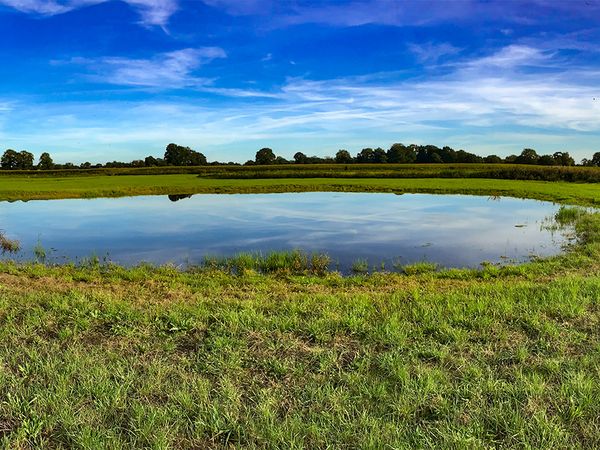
[0,192,573,271]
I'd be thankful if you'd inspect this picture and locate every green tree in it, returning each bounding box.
[1,149,19,169]
[144,156,158,166]
[17,151,34,169]
[335,149,353,164]
[164,143,207,166]
[416,147,432,163]
[515,148,539,165]
[538,155,555,165]
[553,151,575,166]
[484,155,502,164]
[38,152,54,170]
[455,149,483,163]
[255,148,276,165]
[590,152,600,167]
[387,143,416,163]
[373,147,387,163]
[293,152,308,164]
[356,148,375,163]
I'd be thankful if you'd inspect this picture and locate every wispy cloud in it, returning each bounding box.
[0,0,178,26]
[464,45,553,69]
[408,42,462,64]
[200,0,600,28]
[65,47,226,88]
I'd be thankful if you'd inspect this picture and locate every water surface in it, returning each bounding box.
[0,193,571,270]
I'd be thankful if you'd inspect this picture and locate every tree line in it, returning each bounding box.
[250,145,589,167]
[2,142,599,170]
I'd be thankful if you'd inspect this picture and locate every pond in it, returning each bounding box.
[0,192,573,271]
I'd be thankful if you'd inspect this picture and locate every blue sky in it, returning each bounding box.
[0,0,599,163]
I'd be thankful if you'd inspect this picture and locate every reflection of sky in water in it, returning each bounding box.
[0,193,571,270]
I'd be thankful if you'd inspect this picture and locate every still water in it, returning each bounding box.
[0,193,571,270]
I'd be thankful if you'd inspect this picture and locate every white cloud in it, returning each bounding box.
[69,47,226,88]
[0,0,178,26]
[464,45,552,69]
[408,42,462,64]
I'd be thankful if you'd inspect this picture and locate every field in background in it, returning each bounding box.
[1,173,600,205]
[2,163,600,182]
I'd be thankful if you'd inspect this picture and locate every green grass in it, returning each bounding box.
[3,173,600,206]
[1,173,600,447]
[200,250,331,276]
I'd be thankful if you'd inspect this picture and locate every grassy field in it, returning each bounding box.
[1,170,600,447]
[2,173,600,205]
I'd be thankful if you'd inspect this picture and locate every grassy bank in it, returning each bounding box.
[0,208,599,447]
[2,173,600,205]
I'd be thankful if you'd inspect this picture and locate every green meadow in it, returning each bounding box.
[2,171,600,206]
[0,167,599,448]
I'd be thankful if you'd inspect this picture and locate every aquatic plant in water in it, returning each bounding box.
[0,231,20,254]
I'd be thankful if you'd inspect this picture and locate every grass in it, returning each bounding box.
[200,250,331,276]
[1,173,600,447]
[3,172,600,206]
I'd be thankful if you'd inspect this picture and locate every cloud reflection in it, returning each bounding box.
[0,192,569,270]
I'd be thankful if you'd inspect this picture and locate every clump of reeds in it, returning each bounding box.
[200,250,330,276]
[0,231,20,254]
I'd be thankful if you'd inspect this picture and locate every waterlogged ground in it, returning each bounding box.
[0,192,572,270]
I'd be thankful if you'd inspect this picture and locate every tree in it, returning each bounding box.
[38,152,54,170]
[144,156,158,166]
[430,153,443,163]
[17,151,34,169]
[538,155,555,166]
[484,155,502,164]
[1,149,19,169]
[387,143,416,163]
[416,147,432,163]
[373,148,387,163]
[293,152,308,164]
[164,143,207,166]
[356,148,375,163]
[455,149,482,163]
[589,152,600,167]
[515,148,539,165]
[335,149,353,164]
[552,151,574,166]
[255,148,276,165]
